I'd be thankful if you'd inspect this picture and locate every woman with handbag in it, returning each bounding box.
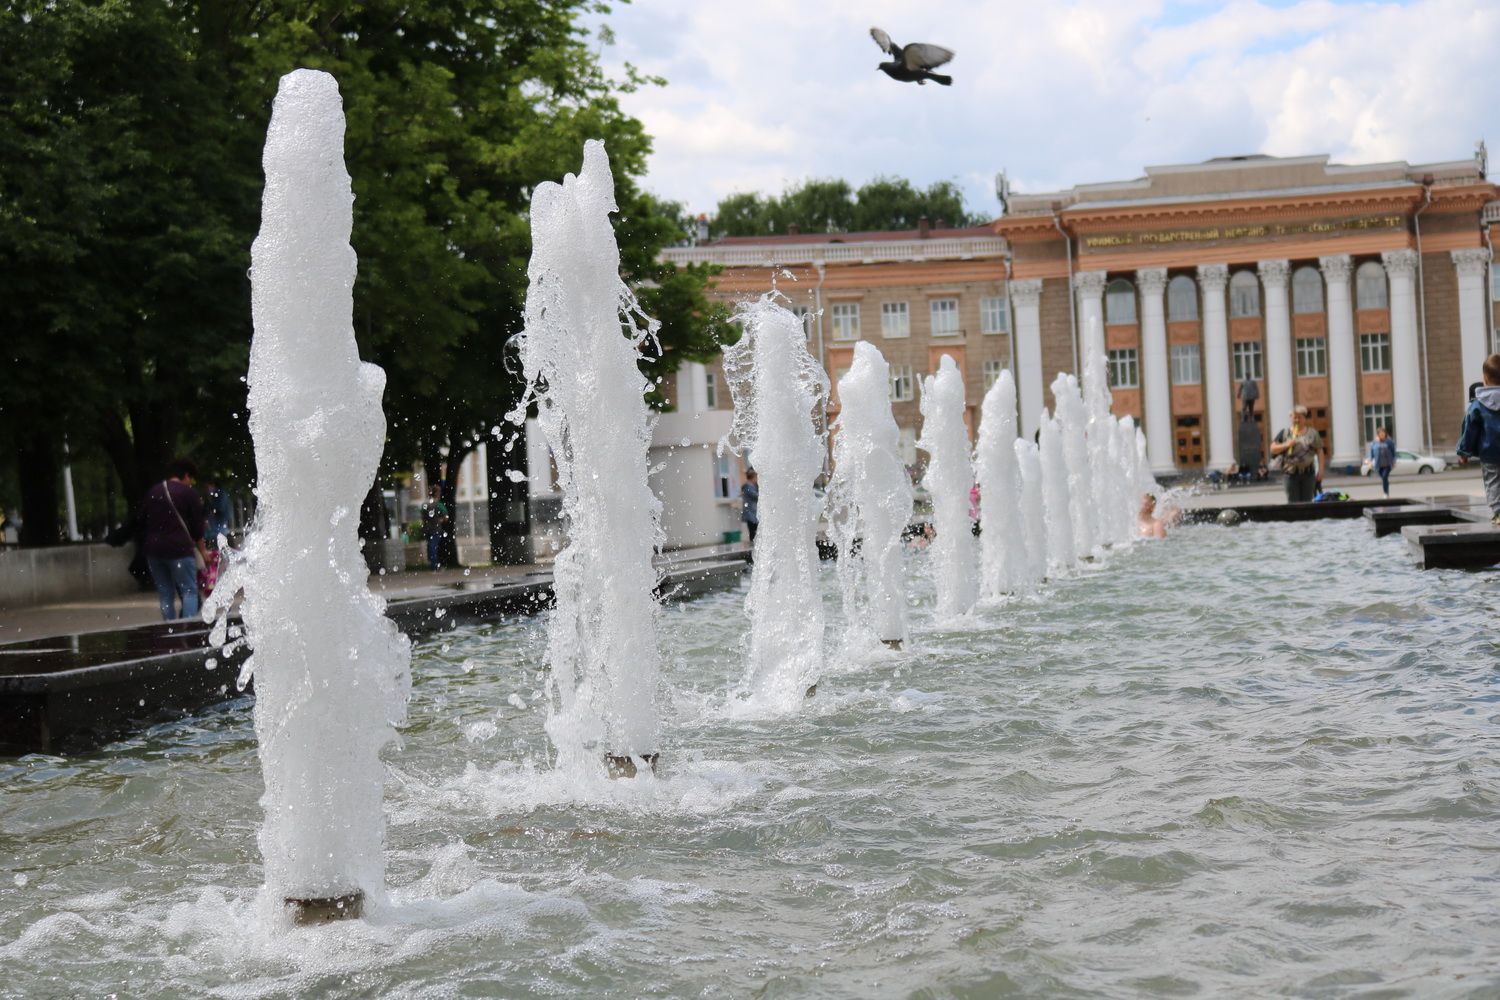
[140,458,209,620]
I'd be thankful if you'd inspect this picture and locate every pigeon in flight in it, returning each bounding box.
[869,27,955,86]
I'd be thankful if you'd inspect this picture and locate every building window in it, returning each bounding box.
[1232,341,1263,381]
[1167,275,1199,321]
[889,364,916,402]
[713,453,733,499]
[831,302,860,341]
[930,298,960,336]
[792,302,816,338]
[1105,279,1137,324]
[982,359,1006,391]
[1292,266,1324,314]
[1492,265,1500,301]
[1295,337,1327,377]
[704,368,718,409]
[1360,332,1391,372]
[1229,271,1260,318]
[1107,348,1139,388]
[1363,404,1394,445]
[881,301,910,338]
[981,296,1009,334]
[1170,343,1201,384]
[898,425,918,467]
[1356,261,1388,310]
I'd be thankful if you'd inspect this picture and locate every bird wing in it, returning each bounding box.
[870,27,895,54]
[903,43,955,71]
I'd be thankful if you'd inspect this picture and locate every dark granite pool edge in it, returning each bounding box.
[0,557,748,756]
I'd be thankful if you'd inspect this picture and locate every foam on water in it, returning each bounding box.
[975,368,1027,597]
[204,69,411,904]
[829,342,913,647]
[720,294,829,711]
[508,140,664,769]
[918,355,979,618]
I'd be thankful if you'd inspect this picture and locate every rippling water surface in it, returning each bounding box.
[2,521,1498,998]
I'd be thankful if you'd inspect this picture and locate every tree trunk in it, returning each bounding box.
[16,431,62,547]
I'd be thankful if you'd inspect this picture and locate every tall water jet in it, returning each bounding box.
[721,295,829,708]
[1051,373,1096,561]
[975,369,1026,598]
[1015,438,1049,585]
[205,69,411,922]
[829,342,913,649]
[1038,411,1076,575]
[918,355,978,618]
[510,140,663,775]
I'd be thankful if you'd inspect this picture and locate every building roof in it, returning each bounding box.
[1004,152,1489,217]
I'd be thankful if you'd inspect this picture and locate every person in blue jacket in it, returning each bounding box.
[1367,426,1396,496]
[1457,353,1500,525]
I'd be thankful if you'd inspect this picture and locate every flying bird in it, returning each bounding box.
[869,27,955,87]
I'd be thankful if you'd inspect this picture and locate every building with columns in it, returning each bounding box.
[662,152,1499,486]
[996,152,1499,474]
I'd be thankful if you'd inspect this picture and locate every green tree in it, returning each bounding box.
[0,0,732,557]
[711,175,988,237]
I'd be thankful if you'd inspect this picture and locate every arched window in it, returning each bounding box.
[1292,266,1323,314]
[1105,278,1136,324]
[1229,271,1260,318]
[1167,275,1199,321]
[1356,261,1388,310]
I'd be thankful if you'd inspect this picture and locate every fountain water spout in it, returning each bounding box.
[206,69,412,924]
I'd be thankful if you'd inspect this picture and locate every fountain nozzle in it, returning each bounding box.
[284,889,364,925]
[604,753,659,779]
[881,639,903,651]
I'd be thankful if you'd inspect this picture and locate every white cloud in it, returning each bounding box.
[588,0,1500,218]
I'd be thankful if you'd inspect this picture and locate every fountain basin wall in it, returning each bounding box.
[0,556,748,755]
[0,543,138,609]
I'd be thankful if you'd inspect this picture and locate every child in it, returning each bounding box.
[1457,353,1500,525]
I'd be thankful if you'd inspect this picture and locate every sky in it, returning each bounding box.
[588,0,1500,221]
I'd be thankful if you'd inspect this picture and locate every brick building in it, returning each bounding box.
[664,151,1500,478]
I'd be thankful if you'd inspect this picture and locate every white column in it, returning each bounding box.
[1382,249,1423,451]
[1258,259,1294,429]
[1135,267,1176,474]
[1453,248,1493,389]
[1073,270,1108,361]
[1320,254,1361,466]
[1198,264,1234,470]
[1011,279,1044,439]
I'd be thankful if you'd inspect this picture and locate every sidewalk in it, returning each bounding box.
[0,563,538,644]
[0,541,748,644]
[1176,466,1484,510]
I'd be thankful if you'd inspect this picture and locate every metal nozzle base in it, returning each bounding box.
[605,753,659,779]
[284,890,364,925]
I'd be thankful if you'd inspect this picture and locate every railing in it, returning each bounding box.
[661,236,1009,268]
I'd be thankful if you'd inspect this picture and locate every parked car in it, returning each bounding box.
[1361,450,1448,476]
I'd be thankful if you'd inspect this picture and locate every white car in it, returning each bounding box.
[1361,450,1448,476]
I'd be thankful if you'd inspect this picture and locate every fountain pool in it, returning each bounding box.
[3,519,1497,997]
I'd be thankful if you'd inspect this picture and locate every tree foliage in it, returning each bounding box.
[0,0,731,546]
[710,176,988,237]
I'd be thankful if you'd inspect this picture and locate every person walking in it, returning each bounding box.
[1237,375,1259,422]
[1367,426,1396,497]
[740,469,759,545]
[1457,353,1500,525]
[140,458,207,620]
[202,477,233,546]
[421,485,451,570]
[1269,405,1326,503]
